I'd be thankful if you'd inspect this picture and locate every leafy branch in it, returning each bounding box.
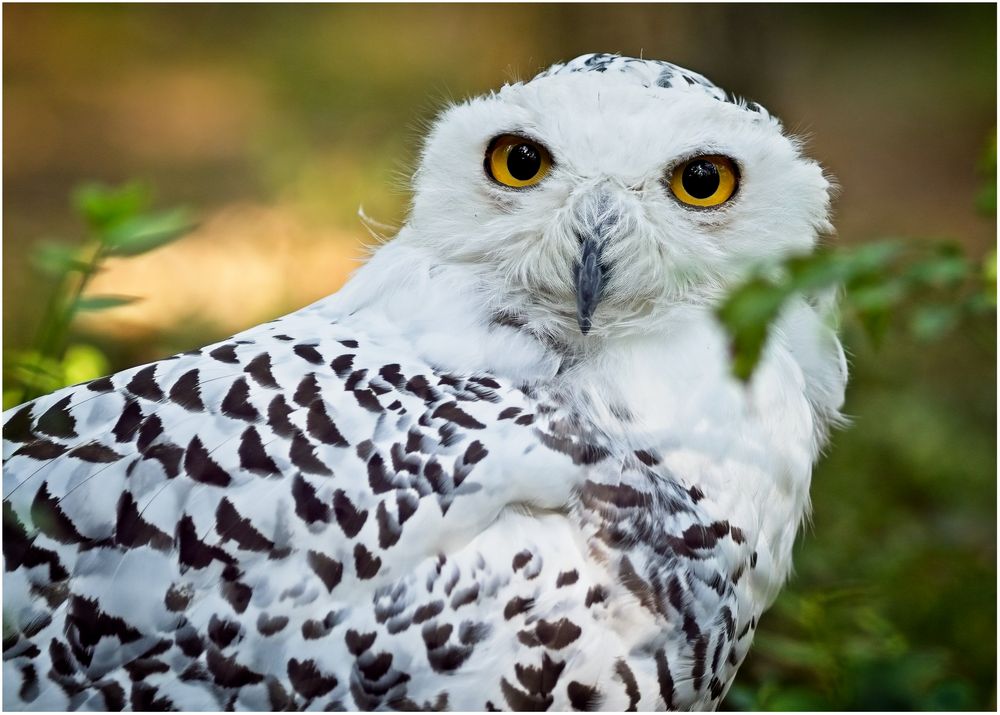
[719,135,996,382]
[5,183,194,407]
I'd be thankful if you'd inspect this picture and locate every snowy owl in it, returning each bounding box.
[3,53,846,711]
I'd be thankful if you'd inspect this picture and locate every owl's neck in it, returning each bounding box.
[549,311,821,608]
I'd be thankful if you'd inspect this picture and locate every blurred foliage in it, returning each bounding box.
[720,135,996,384]
[3,183,194,408]
[719,240,995,382]
[726,588,980,710]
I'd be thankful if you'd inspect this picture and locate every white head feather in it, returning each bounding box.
[402,53,832,349]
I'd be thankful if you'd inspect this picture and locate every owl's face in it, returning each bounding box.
[407,54,832,344]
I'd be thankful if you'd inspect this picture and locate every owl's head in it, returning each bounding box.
[406,54,832,345]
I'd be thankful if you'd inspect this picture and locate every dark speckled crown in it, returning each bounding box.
[533,53,766,115]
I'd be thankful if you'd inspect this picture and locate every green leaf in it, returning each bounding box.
[716,278,790,382]
[905,252,969,288]
[2,346,110,397]
[61,344,110,386]
[72,182,151,231]
[784,242,901,296]
[853,304,892,347]
[4,350,65,395]
[102,208,194,256]
[975,183,996,215]
[982,250,996,307]
[837,240,903,278]
[785,253,851,292]
[984,250,997,281]
[909,304,960,341]
[73,295,140,312]
[3,388,26,411]
[31,242,92,276]
[848,280,905,312]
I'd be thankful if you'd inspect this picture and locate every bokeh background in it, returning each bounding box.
[4,4,996,710]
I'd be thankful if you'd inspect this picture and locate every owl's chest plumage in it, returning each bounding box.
[3,282,814,711]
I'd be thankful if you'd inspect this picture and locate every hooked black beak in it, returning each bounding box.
[574,236,604,335]
[572,188,622,335]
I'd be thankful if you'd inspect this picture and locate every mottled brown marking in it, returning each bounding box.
[556,569,579,587]
[567,681,601,711]
[534,618,582,649]
[354,543,382,580]
[287,658,338,699]
[503,596,535,620]
[614,659,640,711]
[345,629,377,656]
[307,550,344,592]
[512,550,533,572]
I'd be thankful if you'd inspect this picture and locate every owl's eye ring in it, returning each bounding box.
[485,135,553,188]
[669,155,739,208]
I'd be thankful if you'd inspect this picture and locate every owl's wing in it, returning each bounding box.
[2,306,586,710]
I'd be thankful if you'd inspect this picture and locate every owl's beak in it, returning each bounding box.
[574,236,604,335]
[573,188,620,335]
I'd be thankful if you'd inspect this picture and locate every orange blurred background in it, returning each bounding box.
[5,4,995,356]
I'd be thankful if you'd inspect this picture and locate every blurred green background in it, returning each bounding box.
[4,4,996,710]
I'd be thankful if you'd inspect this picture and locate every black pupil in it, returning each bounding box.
[507,143,541,181]
[682,160,720,199]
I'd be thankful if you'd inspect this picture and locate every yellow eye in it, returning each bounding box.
[485,135,552,188]
[669,155,739,207]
